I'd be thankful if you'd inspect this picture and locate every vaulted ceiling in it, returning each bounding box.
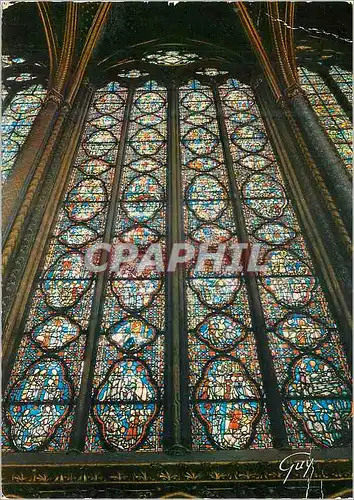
[2,1,352,88]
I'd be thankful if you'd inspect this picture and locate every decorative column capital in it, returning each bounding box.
[284,83,306,100]
[44,87,65,109]
[275,94,287,109]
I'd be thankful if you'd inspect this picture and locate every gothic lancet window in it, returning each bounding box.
[219,77,351,448]
[329,65,353,101]
[1,55,47,182]
[180,80,272,450]
[3,81,129,451]
[3,55,351,454]
[298,66,352,173]
[86,80,168,452]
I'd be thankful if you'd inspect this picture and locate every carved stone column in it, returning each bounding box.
[287,87,352,236]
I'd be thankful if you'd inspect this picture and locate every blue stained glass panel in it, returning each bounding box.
[220,77,351,448]
[180,80,273,451]
[85,81,167,453]
[3,82,128,452]
[1,84,47,182]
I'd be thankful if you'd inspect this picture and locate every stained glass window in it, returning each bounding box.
[329,65,353,102]
[2,56,11,101]
[3,81,128,451]
[117,69,149,79]
[298,66,352,173]
[2,84,9,101]
[180,80,272,450]
[143,50,200,66]
[220,77,351,448]
[1,84,47,182]
[195,68,228,77]
[1,54,45,182]
[86,80,167,452]
[6,73,37,82]
[3,67,351,454]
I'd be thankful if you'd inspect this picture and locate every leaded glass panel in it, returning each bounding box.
[1,84,47,182]
[180,80,273,450]
[220,77,351,448]
[3,82,128,452]
[195,68,228,77]
[329,65,353,102]
[86,81,167,453]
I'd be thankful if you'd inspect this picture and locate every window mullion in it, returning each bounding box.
[165,83,190,452]
[212,84,289,449]
[69,87,135,451]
